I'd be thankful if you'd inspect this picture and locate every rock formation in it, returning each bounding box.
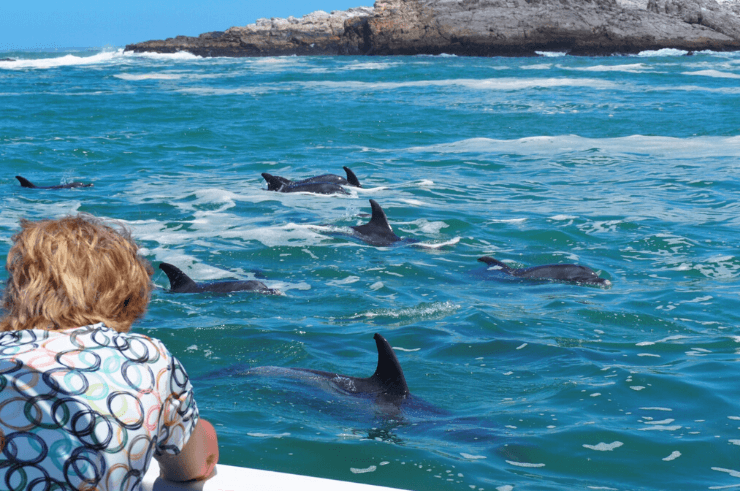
[124,0,740,56]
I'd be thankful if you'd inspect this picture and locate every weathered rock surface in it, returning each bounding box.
[124,0,740,56]
[124,8,375,57]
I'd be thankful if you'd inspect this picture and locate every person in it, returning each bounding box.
[0,214,218,490]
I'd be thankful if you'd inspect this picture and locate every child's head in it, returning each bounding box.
[1,214,153,332]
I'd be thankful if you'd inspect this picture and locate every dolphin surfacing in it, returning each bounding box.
[350,199,418,247]
[159,262,278,294]
[248,333,410,401]
[478,256,611,287]
[16,175,93,190]
[261,166,361,195]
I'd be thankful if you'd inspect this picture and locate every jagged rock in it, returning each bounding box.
[648,0,740,40]
[124,0,740,57]
[125,7,375,56]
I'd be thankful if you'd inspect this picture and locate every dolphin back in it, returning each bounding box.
[369,333,409,398]
[478,256,514,273]
[519,264,611,286]
[343,166,361,187]
[262,173,291,191]
[159,263,200,292]
[15,176,37,188]
[15,175,92,189]
[351,199,401,246]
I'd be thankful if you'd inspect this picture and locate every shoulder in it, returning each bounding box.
[69,323,176,364]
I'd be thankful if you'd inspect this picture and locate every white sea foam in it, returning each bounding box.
[343,61,398,71]
[247,432,291,438]
[400,199,430,207]
[461,453,487,460]
[712,467,740,478]
[639,425,682,431]
[583,441,623,451]
[550,215,578,221]
[327,276,361,286]
[115,72,221,81]
[636,335,688,346]
[354,301,459,320]
[647,419,675,425]
[568,63,649,73]
[637,48,689,57]
[177,87,273,96]
[413,236,461,249]
[488,218,527,224]
[1,50,124,70]
[402,219,449,235]
[506,460,545,468]
[536,51,568,57]
[663,451,681,461]
[682,70,740,79]
[523,63,553,70]
[402,135,740,158]
[350,465,377,474]
[301,77,617,92]
[0,48,202,71]
[124,50,201,61]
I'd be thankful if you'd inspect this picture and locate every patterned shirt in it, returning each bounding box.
[0,323,198,491]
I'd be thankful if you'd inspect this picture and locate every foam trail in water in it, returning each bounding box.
[301,77,617,92]
[637,48,689,57]
[682,70,740,79]
[0,49,203,71]
[402,135,740,158]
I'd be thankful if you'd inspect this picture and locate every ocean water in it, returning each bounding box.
[1,47,739,490]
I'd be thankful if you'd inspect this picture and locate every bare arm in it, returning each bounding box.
[155,418,219,482]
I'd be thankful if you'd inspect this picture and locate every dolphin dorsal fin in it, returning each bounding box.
[343,166,361,187]
[368,199,392,232]
[261,173,290,191]
[478,256,514,273]
[15,176,36,188]
[370,333,409,397]
[159,263,199,291]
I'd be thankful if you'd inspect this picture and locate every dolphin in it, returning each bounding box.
[15,176,93,190]
[478,256,611,287]
[247,333,410,402]
[261,173,349,195]
[263,166,361,191]
[349,199,419,247]
[159,263,278,294]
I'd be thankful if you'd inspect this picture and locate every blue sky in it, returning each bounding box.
[1,0,370,50]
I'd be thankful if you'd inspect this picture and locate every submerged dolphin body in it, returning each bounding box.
[478,256,611,287]
[15,176,93,190]
[262,166,361,195]
[350,199,417,247]
[159,262,278,294]
[247,333,410,402]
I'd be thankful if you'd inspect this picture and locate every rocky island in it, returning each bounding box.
[124,0,740,56]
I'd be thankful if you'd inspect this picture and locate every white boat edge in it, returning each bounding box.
[142,460,411,491]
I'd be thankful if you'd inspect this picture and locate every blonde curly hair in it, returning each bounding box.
[1,214,153,332]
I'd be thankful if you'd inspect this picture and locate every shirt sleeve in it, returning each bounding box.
[154,344,200,456]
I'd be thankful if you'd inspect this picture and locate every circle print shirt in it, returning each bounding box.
[0,323,198,491]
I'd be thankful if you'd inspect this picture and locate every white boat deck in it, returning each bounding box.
[142,460,408,491]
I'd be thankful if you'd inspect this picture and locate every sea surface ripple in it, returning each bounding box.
[1,48,739,490]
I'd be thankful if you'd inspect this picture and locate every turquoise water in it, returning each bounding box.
[1,48,739,490]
